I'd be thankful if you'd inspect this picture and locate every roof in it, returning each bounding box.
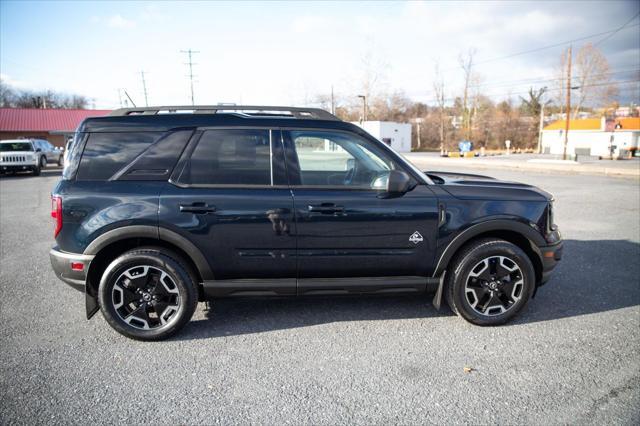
[616,117,640,130]
[543,117,640,132]
[78,112,358,133]
[0,108,111,132]
[543,118,601,131]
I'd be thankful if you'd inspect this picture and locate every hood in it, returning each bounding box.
[425,170,552,202]
[1,150,35,155]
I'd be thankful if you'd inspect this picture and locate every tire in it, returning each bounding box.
[57,155,63,166]
[40,155,47,167]
[444,238,535,326]
[32,163,41,176]
[98,248,199,340]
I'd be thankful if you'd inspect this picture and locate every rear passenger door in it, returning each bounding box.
[159,128,297,286]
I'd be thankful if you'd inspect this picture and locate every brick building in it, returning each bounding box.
[0,108,111,148]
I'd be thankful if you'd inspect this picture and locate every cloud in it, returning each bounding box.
[291,16,330,33]
[107,14,136,28]
[0,73,29,89]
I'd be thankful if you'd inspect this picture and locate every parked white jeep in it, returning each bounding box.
[0,139,62,176]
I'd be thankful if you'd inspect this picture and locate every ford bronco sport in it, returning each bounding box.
[49,106,562,340]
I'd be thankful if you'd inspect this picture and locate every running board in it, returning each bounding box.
[203,276,441,298]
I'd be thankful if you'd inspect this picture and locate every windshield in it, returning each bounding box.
[0,142,33,152]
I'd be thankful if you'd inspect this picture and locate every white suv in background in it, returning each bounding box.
[0,139,62,176]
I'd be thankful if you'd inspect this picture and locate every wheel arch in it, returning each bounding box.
[84,226,213,318]
[434,220,544,284]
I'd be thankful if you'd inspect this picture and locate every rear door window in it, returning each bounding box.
[178,129,273,186]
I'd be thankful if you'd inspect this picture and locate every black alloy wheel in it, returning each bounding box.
[98,248,198,340]
[445,238,535,326]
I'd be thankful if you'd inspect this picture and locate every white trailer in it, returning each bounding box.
[352,121,412,153]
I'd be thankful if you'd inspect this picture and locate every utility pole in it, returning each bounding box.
[181,49,199,105]
[140,71,149,107]
[562,46,572,161]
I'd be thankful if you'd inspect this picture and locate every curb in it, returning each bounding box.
[403,155,640,179]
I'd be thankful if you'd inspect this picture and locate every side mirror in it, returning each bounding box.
[35,148,42,152]
[386,170,411,194]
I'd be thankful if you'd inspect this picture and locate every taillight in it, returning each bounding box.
[51,195,62,237]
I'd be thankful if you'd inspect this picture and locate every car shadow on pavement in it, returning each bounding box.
[175,239,639,340]
[0,168,62,180]
[514,239,640,325]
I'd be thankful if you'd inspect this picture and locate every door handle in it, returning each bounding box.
[308,203,345,214]
[179,202,216,214]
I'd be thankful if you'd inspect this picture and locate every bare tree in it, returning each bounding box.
[553,49,568,115]
[572,43,618,119]
[433,62,447,154]
[459,48,476,140]
[358,48,389,120]
[0,79,16,107]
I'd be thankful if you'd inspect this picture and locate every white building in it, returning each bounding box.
[541,117,640,158]
[352,121,412,153]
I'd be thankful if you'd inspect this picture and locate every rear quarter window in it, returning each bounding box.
[77,132,163,180]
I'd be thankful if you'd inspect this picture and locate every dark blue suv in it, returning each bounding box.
[49,106,562,340]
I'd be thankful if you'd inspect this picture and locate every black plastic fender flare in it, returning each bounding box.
[431,219,545,310]
[84,225,214,279]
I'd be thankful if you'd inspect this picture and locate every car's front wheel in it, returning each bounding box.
[445,238,535,326]
[98,248,198,340]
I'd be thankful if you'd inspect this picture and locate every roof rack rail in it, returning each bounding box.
[108,105,340,121]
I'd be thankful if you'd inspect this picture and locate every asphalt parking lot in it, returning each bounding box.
[1,165,638,425]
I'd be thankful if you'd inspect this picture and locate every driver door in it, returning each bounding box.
[282,129,439,286]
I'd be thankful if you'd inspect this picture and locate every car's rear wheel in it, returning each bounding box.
[98,248,198,340]
[445,238,535,326]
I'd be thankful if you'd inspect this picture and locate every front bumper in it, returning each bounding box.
[1,164,38,172]
[49,246,94,292]
[538,241,563,285]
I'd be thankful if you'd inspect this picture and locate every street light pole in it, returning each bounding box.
[537,103,545,154]
[357,95,366,123]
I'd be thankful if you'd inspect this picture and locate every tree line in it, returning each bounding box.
[313,43,624,152]
[0,80,89,109]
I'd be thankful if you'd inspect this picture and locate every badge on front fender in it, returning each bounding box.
[409,231,423,244]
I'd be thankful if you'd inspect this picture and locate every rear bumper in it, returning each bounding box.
[49,247,94,292]
[538,241,563,285]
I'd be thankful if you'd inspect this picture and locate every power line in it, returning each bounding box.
[594,11,640,47]
[408,79,640,105]
[409,68,640,101]
[180,49,199,105]
[472,22,640,68]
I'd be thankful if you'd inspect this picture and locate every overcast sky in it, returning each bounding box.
[1,0,638,109]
